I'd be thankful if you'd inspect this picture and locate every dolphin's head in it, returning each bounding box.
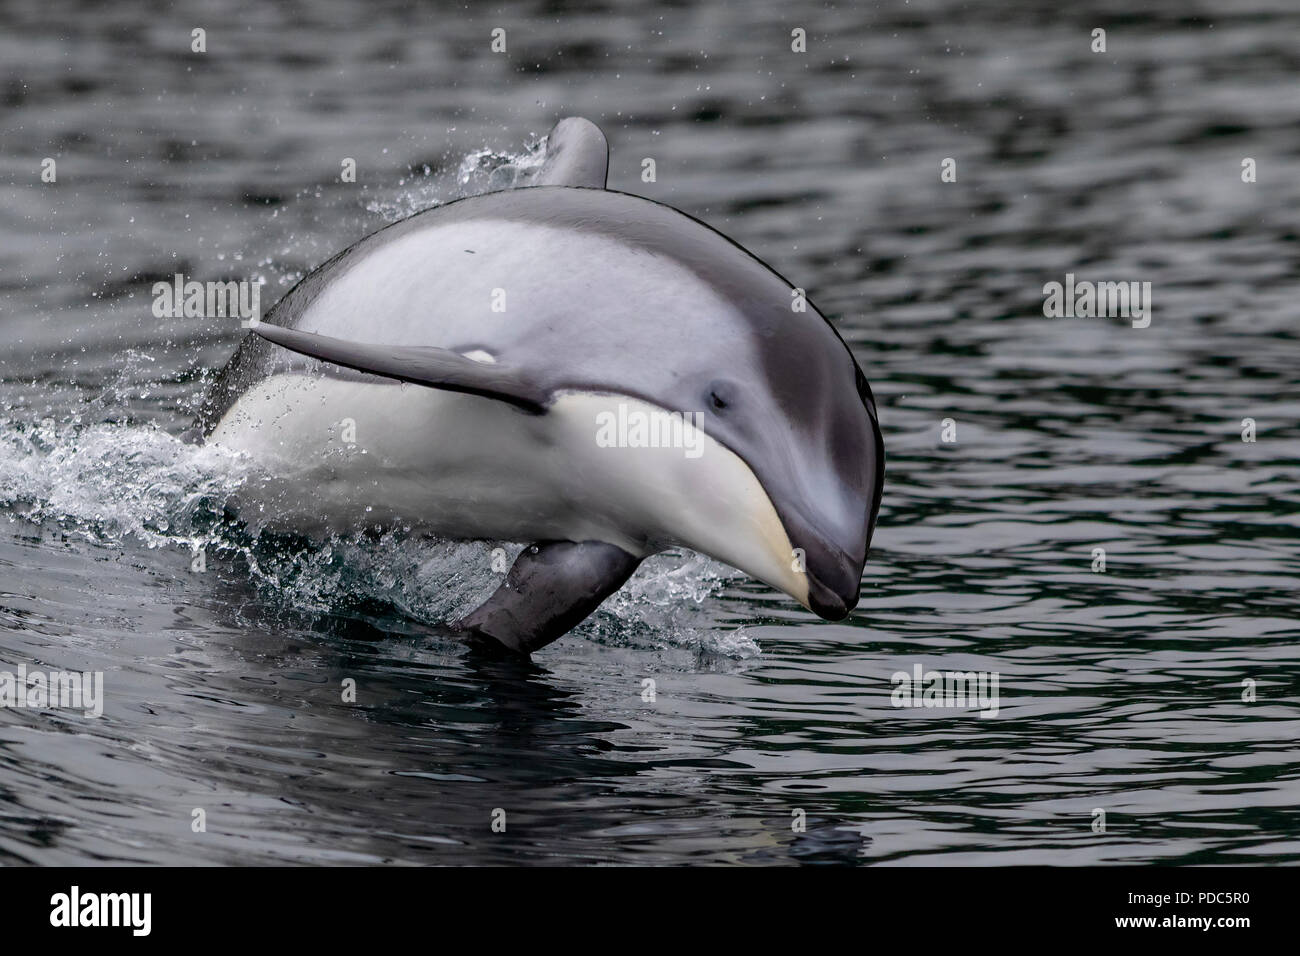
[575,193,887,622]
[596,280,884,623]
[674,307,885,621]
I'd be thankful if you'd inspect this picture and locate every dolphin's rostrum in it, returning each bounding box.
[200,117,885,655]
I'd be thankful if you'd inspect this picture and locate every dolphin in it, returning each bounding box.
[197,117,885,654]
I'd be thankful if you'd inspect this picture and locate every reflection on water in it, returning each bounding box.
[1,0,1298,864]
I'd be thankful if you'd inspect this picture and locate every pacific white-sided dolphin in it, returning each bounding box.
[198,117,885,654]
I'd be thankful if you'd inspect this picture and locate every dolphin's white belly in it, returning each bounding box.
[206,372,804,599]
[209,373,589,541]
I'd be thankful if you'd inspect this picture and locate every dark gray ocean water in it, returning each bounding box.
[1,0,1297,864]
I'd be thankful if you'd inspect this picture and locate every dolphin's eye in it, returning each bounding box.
[707,381,734,412]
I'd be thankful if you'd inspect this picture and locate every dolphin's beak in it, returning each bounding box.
[777,511,867,621]
[802,546,863,620]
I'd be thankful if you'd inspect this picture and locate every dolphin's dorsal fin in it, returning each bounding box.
[251,321,550,414]
[534,117,608,188]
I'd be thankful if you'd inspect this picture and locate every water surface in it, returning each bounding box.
[1,0,1297,864]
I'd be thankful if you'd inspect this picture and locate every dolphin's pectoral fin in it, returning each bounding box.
[453,541,641,655]
[534,117,609,188]
[251,322,550,413]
